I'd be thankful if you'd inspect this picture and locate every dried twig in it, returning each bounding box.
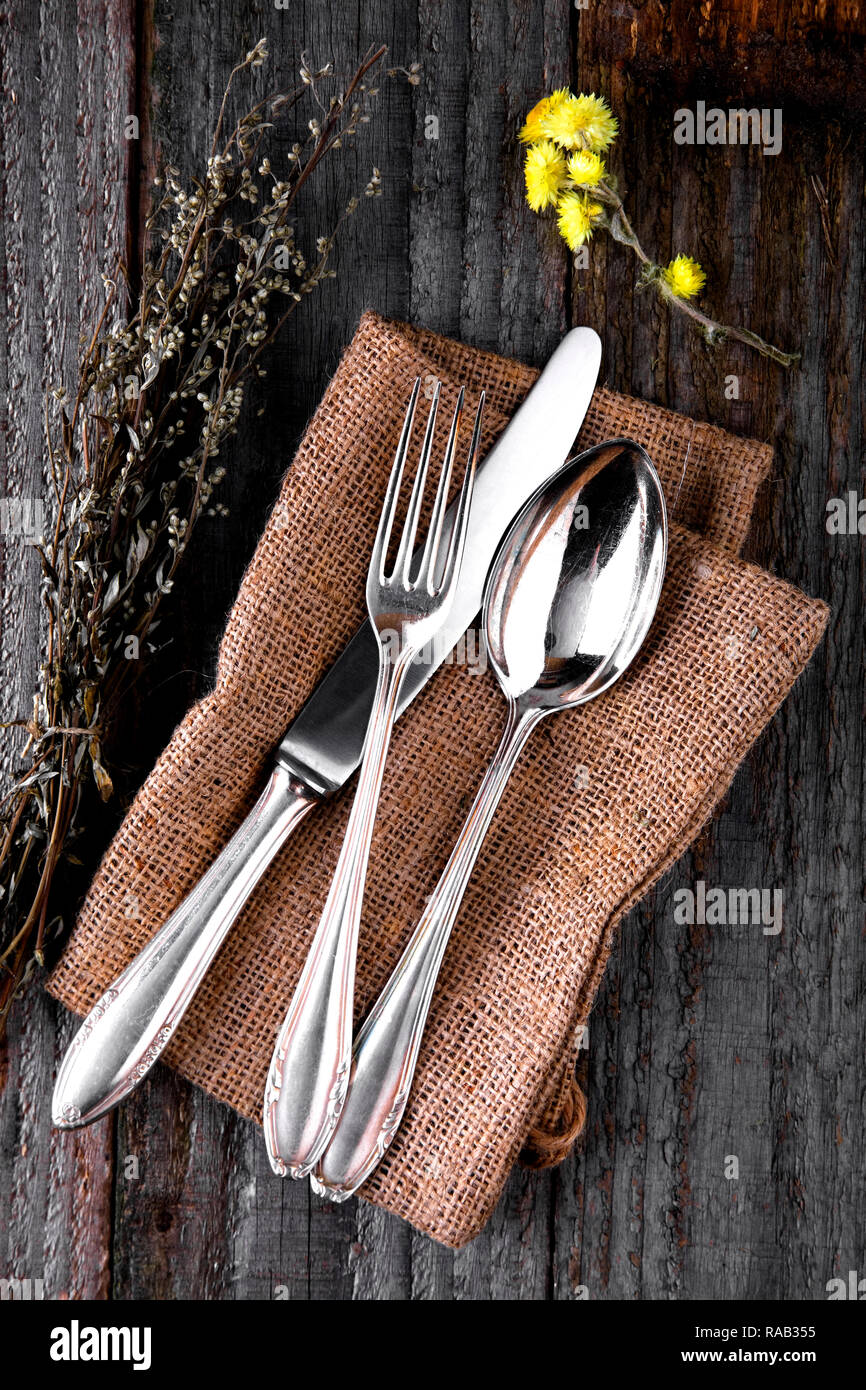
[0,39,402,1027]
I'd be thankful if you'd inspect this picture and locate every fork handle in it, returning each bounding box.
[52,764,320,1129]
[313,700,543,1199]
[264,645,412,1178]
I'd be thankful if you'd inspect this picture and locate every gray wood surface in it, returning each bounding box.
[0,0,863,1300]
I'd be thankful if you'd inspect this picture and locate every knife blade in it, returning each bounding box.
[52,326,602,1129]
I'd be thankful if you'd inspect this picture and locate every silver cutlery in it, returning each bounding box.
[263,380,483,1177]
[52,327,601,1132]
[314,438,668,1198]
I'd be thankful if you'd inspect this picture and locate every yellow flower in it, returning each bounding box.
[541,92,618,152]
[519,88,570,145]
[661,254,706,300]
[566,149,606,187]
[556,192,604,250]
[524,140,568,212]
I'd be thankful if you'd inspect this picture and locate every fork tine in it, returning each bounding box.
[435,391,484,598]
[391,382,440,584]
[369,377,420,583]
[415,387,464,594]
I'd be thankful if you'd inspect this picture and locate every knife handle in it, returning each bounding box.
[52,763,320,1129]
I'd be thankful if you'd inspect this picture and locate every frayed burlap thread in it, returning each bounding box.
[48,312,827,1247]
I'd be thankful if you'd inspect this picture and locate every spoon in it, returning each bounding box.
[313,437,668,1199]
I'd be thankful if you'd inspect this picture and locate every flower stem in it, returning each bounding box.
[596,181,799,368]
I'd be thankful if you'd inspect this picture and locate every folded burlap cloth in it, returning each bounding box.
[48,311,828,1247]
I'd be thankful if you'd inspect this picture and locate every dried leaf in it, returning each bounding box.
[89,742,114,802]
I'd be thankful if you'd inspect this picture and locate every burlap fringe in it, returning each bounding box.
[520,1077,588,1169]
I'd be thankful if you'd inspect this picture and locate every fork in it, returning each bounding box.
[264,378,484,1178]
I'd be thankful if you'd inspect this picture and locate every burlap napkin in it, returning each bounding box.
[48,312,828,1247]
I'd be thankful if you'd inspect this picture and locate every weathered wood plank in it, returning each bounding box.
[579,0,866,119]
[0,0,137,1301]
[552,30,866,1299]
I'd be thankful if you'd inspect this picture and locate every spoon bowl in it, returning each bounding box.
[484,438,667,711]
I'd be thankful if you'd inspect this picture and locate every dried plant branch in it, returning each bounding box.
[0,39,404,1029]
[596,184,800,368]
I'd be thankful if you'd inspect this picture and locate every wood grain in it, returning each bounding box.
[580,0,866,119]
[1,0,863,1300]
[0,0,137,1300]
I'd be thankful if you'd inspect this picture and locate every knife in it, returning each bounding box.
[51,326,602,1130]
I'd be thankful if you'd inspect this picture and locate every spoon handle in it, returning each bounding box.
[313,700,542,1199]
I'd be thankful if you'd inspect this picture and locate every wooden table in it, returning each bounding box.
[1,0,863,1300]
